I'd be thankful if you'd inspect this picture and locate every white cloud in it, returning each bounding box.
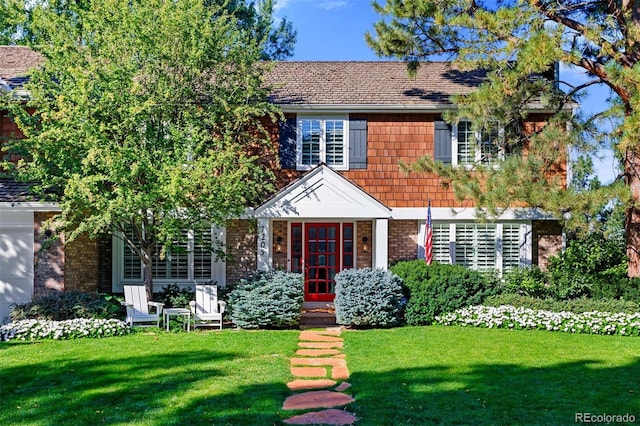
[317,1,349,10]
[274,0,351,12]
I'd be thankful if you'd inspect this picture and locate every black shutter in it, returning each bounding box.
[279,117,297,169]
[434,120,452,164]
[349,118,367,169]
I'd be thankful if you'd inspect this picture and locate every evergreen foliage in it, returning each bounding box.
[366,0,640,276]
[227,271,303,329]
[333,268,405,328]
[391,260,499,325]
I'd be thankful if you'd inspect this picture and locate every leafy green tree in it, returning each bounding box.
[1,0,280,295]
[1,0,296,60]
[367,0,640,276]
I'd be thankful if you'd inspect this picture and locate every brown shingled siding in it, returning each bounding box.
[226,219,257,284]
[388,220,419,264]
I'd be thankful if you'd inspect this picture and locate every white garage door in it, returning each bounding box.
[0,210,34,323]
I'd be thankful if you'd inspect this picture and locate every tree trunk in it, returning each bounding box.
[625,150,640,277]
[142,252,154,300]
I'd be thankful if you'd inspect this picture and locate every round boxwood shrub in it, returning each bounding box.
[333,268,404,328]
[227,270,303,329]
[391,260,499,325]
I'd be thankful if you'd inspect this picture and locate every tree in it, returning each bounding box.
[1,0,297,60]
[366,0,640,276]
[1,0,281,295]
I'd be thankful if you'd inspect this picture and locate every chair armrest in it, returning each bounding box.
[218,301,227,314]
[121,301,133,307]
[148,301,164,314]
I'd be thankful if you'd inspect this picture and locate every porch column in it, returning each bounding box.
[373,218,388,270]
[257,218,271,271]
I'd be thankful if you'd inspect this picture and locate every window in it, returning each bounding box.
[120,224,218,282]
[454,120,502,166]
[429,222,522,275]
[298,116,349,170]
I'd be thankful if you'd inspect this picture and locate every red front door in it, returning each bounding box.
[291,223,353,302]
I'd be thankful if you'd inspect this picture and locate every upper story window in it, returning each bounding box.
[297,116,349,170]
[453,120,503,166]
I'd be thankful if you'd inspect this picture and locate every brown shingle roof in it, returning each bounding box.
[0,46,488,106]
[0,46,44,90]
[264,61,487,107]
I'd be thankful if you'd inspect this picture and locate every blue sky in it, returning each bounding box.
[274,0,619,183]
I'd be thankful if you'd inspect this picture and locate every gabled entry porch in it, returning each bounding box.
[254,165,391,304]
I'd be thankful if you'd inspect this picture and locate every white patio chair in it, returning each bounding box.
[122,285,164,328]
[190,284,226,330]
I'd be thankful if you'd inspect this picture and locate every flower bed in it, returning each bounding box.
[435,305,640,336]
[0,318,131,342]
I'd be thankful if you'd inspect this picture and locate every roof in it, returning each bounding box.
[264,61,488,107]
[0,179,37,203]
[0,46,43,90]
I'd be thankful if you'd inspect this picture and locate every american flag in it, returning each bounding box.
[425,201,433,265]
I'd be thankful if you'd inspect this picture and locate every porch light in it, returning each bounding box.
[361,236,369,253]
[275,236,284,254]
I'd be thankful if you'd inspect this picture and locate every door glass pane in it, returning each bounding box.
[328,241,336,252]
[328,227,336,239]
[318,227,326,239]
[344,226,352,239]
[318,241,326,252]
[329,255,336,266]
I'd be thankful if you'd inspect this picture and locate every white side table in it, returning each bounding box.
[163,308,191,332]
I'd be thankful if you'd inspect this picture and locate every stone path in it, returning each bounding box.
[282,328,357,425]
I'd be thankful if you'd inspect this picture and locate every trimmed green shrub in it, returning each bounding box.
[156,284,195,308]
[501,266,551,298]
[10,290,123,321]
[484,294,640,314]
[333,268,404,328]
[228,270,304,329]
[547,233,628,300]
[391,260,499,325]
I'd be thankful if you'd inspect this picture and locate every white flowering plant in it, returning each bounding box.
[0,318,131,342]
[436,305,640,336]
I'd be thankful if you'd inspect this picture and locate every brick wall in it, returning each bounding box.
[272,220,288,270]
[533,220,563,270]
[65,233,101,293]
[226,219,257,284]
[33,212,64,295]
[388,220,419,264]
[356,221,372,268]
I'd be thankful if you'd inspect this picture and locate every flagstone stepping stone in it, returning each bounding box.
[332,354,346,359]
[299,331,343,342]
[331,366,350,380]
[334,382,351,392]
[298,341,344,349]
[291,367,327,377]
[287,379,337,391]
[283,408,357,425]
[291,357,346,367]
[296,349,342,356]
[282,390,355,410]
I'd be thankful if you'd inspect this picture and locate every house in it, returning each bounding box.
[0,46,565,321]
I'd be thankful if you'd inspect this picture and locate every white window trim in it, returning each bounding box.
[452,120,504,167]
[296,115,350,171]
[112,225,226,292]
[426,222,524,276]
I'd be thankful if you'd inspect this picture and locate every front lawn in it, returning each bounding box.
[3,326,640,425]
[0,330,298,426]
[344,326,640,425]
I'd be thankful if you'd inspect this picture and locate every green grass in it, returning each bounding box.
[344,326,640,425]
[3,326,640,425]
[0,329,299,426]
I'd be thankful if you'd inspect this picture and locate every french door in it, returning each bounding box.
[291,222,353,301]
